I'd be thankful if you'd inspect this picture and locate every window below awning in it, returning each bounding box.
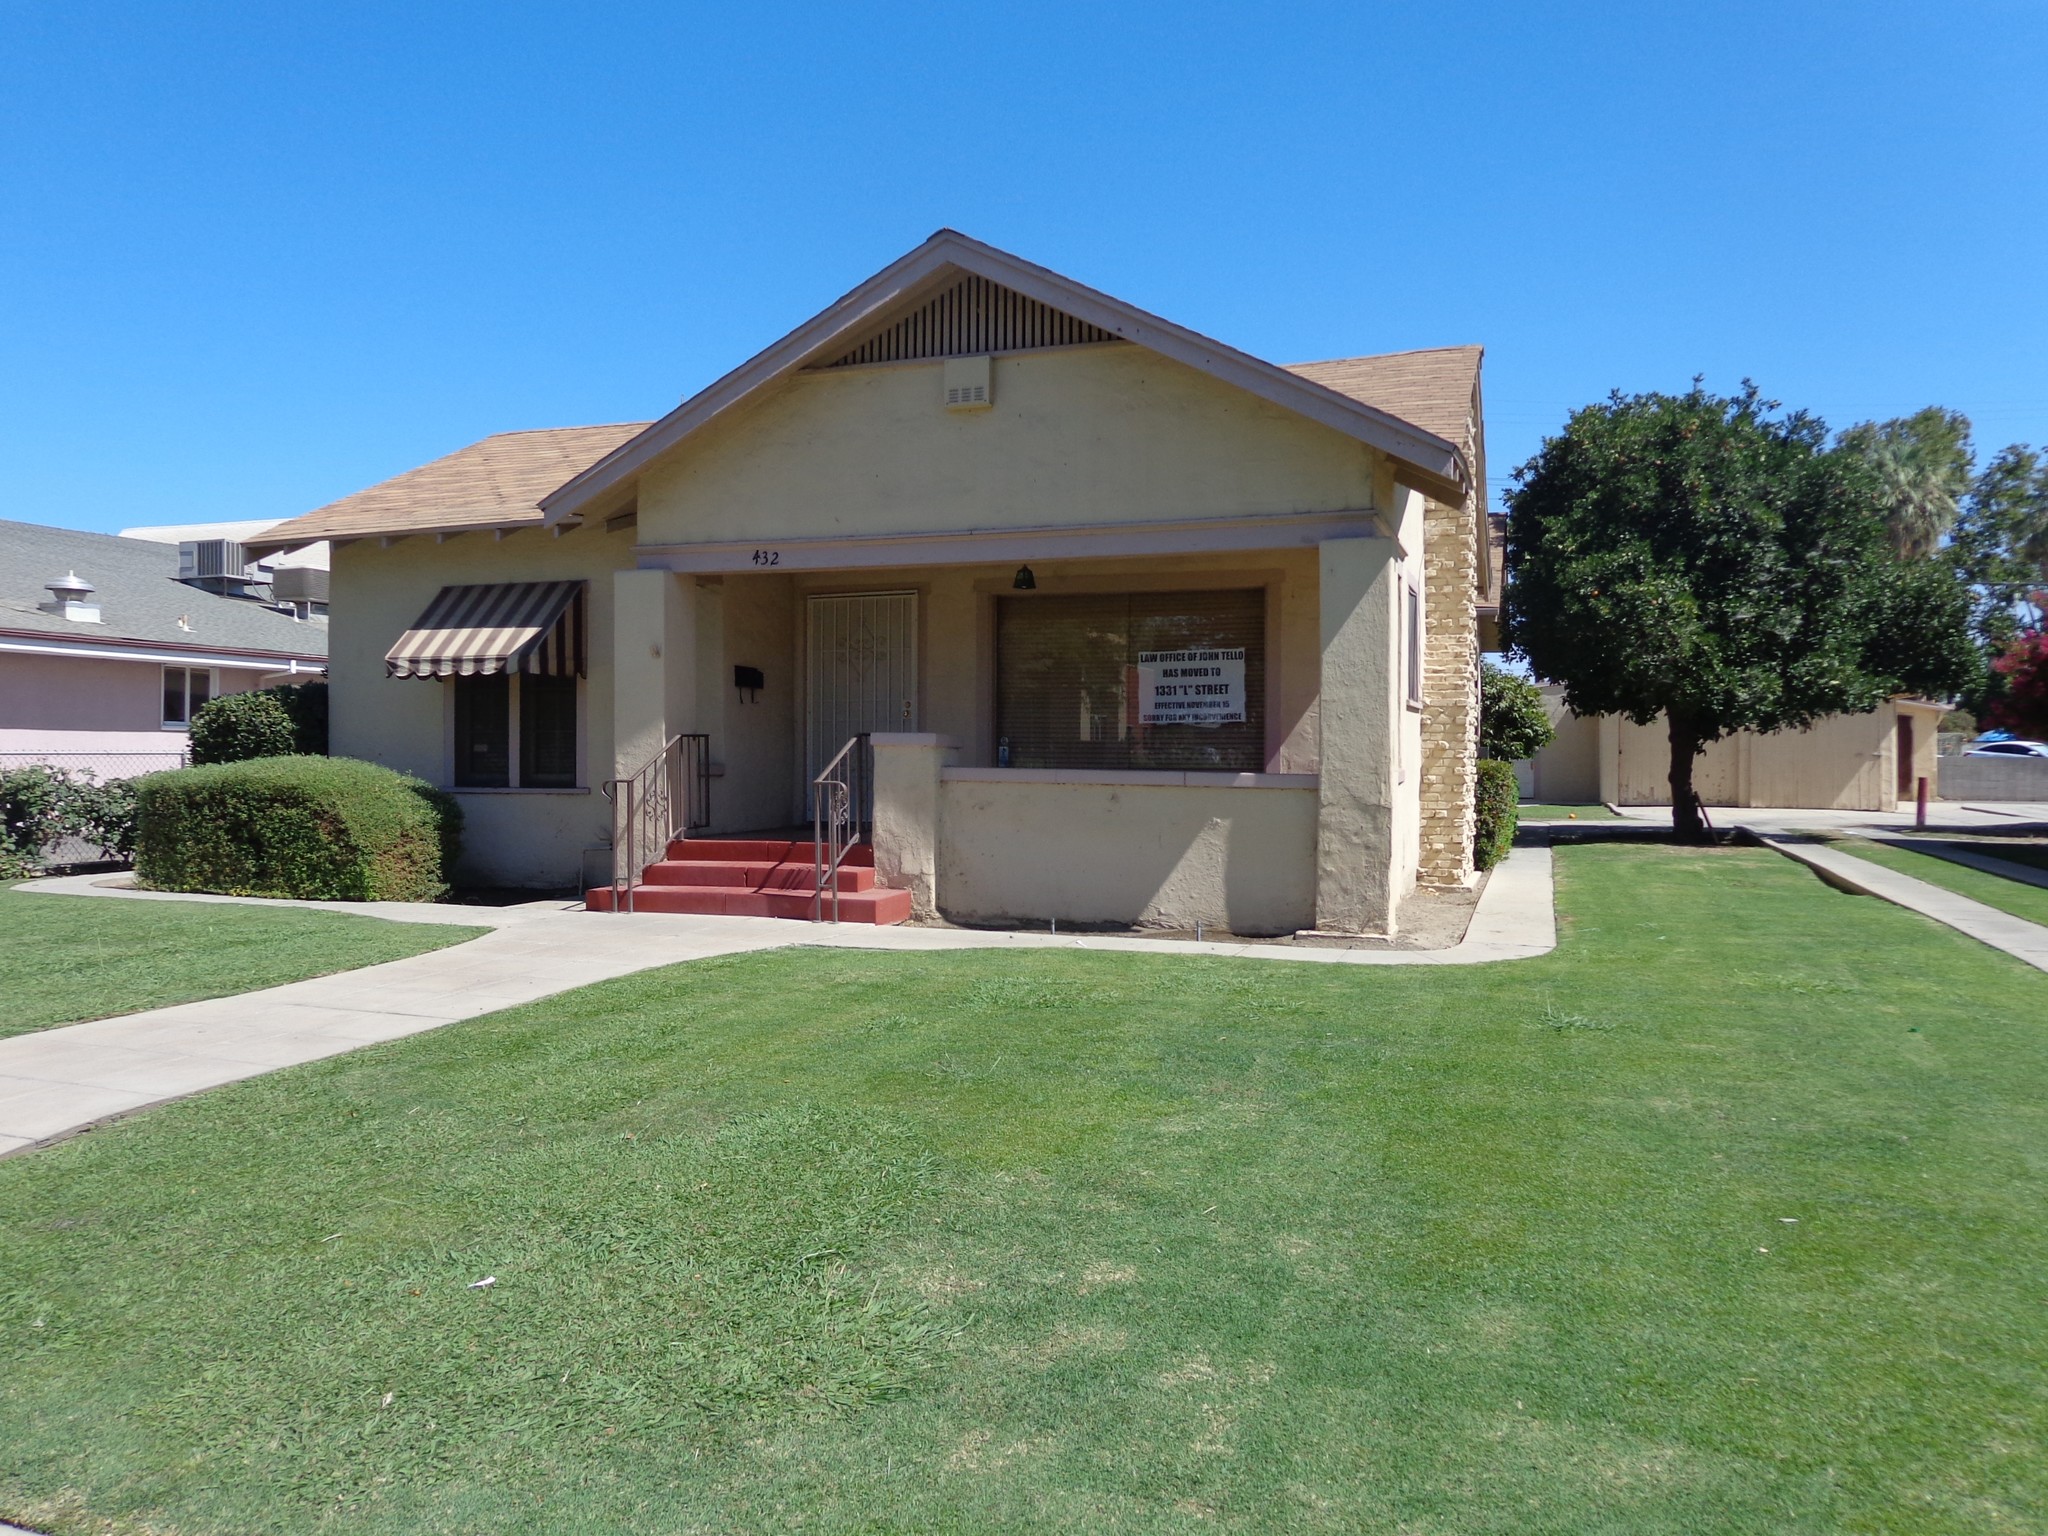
[384,581,586,680]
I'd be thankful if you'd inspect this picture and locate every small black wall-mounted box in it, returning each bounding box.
[734,665,765,700]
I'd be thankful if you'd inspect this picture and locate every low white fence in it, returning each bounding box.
[1938,756,2048,802]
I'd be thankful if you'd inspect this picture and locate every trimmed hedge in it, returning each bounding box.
[1474,758,1518,872]
[135,757,462,901]
[188,681,329,764]
[189,690,299,765]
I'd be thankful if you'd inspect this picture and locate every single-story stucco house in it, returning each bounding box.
[1518,686,1946,812]
[248,231,1493,935]
[0,518,327,778]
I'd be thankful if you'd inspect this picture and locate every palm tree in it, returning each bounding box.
[1836,408,1975,559]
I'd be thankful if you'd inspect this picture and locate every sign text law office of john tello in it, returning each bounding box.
[1136,648,1246,726]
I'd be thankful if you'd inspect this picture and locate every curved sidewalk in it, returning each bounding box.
[1745,829,2048,973]
[0,845,1554,1156]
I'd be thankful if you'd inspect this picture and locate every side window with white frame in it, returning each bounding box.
[162,666,215,728]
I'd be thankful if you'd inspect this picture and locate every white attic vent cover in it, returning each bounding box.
[942,355,993,412]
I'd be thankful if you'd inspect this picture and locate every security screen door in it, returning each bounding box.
[805,591,919,784]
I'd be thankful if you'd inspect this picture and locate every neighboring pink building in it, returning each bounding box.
[1,518,326,778]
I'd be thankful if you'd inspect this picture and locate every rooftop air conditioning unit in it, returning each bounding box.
[271,566,329,605]
[179,539,249,580]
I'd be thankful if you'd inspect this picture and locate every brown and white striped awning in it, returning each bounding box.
[384,581,586,679]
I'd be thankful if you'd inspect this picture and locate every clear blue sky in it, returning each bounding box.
[4,1,2044,534]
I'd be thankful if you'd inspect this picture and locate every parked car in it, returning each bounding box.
[1964,738,2048,758]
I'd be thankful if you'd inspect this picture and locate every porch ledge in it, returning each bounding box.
[940,767,1317,790]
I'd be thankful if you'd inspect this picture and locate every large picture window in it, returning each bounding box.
[996,589,1266,773]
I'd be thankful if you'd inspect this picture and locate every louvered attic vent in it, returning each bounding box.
[824,274,1120,367]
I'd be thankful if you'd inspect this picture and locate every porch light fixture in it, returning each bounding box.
[1012,565,1036,591]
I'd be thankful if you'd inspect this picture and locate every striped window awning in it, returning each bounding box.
[384,581,587,680]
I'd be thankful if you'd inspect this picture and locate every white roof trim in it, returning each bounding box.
[0,632,326,670]
[541,230,1469,522]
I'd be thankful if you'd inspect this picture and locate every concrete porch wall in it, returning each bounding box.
[935,772,1318,934]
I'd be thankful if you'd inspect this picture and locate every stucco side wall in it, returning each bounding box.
[0,651,268,735]
[328,524,638,886]
[1609,706,1897,810]
[936,777,1317,933]
[1518,698,1601,804]
[638,345,1381,546]
[1743,710,1892,810]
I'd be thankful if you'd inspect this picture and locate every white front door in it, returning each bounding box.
[805,591,919,783]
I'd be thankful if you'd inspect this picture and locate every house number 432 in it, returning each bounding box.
[750,549,781,566]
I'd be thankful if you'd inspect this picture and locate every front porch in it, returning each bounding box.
[604,532,1424,936]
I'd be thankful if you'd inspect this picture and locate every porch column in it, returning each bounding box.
[611,569,699,781]
[870,733,957,920]
[1315,536,1401,936]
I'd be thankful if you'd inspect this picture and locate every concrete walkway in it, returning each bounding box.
[0,844,1554,1156]
[1744,829,2048,974]
[1863,834,2048,891]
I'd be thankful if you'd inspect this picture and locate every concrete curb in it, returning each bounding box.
[1742,828,2048,974]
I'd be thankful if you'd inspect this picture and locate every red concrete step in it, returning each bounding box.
[665,839,875,868]
[585,882,912,923]
[642,858,876,892]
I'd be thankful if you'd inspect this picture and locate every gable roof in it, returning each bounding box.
[244,424,648,555]
[0,519,327,660]
[541,230,1475,522]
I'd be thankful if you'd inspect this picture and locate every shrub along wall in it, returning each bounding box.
[1473,758,1518,872]
[135,757,462,902]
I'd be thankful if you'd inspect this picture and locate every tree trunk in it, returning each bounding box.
[1668,715,1707,842]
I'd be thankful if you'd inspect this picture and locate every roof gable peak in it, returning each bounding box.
[543,232,1473,519]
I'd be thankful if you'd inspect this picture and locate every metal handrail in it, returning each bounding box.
[600,733,709,913]
[811,732,871,922]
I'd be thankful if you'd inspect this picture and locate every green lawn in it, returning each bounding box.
[3,845,2044,1534]
[1830,835,2048,928]
[0,889,483,1038]
[1518,801,1622,819]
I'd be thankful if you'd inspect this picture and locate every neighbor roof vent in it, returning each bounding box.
[41,571,102,623]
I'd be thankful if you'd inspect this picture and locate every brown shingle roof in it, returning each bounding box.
[1282,346,1482,448]
[249,344,1487,554]
[245,424,650,553]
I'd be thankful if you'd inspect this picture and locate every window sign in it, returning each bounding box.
[1137,648,1246,726]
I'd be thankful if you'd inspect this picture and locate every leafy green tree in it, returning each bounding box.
[1835,407,1974,559]
[1505,384,1977,839]
[1479,661,1555,760]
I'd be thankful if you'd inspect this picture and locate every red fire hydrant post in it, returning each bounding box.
[1916,775,1929,828]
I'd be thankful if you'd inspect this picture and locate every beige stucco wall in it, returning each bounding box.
[328,523,638,886]
[1603,703,1912,811]
[638,344,1381,547]
[936,774,1317,933]
[1517,691,1601,804]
